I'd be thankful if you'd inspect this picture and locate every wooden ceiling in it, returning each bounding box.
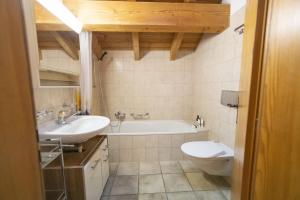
[93,32,202,50]
[89,0,221,3]
[35,0,229,60]
[38,31,80,60]
[37,31,202,58]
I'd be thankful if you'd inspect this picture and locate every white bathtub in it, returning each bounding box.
[105,120,209,162]
[104,120,208,135]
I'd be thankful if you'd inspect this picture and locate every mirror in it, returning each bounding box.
[37,31,80,87]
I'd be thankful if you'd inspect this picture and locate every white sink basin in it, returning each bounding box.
[39,115,110,144]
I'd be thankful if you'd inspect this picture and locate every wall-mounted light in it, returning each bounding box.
[36,0,83,34]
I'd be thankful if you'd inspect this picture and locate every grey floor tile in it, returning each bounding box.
[111,175,138,195]
[167,192,197,200]
[138,193,167,200]
[102,177,115,196]
[210,176,231,190]
[221,189,231,200]
[109,162,119,176]
[163,174,192,192]
[185,172,218,191]
[101,194,138,200]
[117,162,139,175]
[178,160,202,173]
[139,162,161,175]
[195,191,227,200]
[139,174,165,194]
[160,161,183,174]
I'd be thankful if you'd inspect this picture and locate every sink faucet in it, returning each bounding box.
[57,110,81,125]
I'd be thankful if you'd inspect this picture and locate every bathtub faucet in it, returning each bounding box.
[131,113,150,120]
[115,111,126,121]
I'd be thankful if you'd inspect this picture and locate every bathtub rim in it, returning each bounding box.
[101,120,209,136]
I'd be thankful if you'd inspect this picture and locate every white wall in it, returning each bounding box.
[191,7,245,148]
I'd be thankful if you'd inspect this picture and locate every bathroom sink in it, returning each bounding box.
[39,115,110,144]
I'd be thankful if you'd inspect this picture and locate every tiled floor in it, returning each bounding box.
[101,160,231,200]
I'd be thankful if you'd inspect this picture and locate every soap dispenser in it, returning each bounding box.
[194,115,202,128]
[196,115,201,124]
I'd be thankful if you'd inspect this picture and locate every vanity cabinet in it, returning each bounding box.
[47,136,109,200]
[84,139,109,200]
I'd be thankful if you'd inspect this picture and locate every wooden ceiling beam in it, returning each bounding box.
[51,31,79,60]
[92,33,102,60]
[35,1,230,33]
[132,33,140,60]
[170,33,184,60]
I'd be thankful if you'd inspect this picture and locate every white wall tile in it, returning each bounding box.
[145,135,158,148]
[119,149,133,162]
[99,50,194,120]
[146,148,159,161]
[109,149,120,162]
[191,8,245,149]
[108,136,120,149]
[158,135,172,147]
[171,134,185,147]
[119,136,133,149]
[132,136,146,148]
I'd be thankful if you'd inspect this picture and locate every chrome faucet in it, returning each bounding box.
[57,110,81,125]
[131,113,150,120]
[115,111,126,121]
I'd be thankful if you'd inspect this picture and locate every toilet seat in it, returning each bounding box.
[181,141,233,159]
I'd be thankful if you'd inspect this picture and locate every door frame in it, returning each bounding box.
[232,0,269,199]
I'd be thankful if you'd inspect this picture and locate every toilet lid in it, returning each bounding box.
[181,141,226,158]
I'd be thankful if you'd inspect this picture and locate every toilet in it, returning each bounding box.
[181,141,234,176]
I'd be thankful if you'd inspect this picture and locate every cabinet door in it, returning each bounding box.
[84,148,102,200]
[100,139,109,188]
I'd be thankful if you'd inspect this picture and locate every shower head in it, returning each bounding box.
[99,51,108,61]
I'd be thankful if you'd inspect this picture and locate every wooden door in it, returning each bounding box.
[232,0,269,199]
[251,0,300,199]
[0,0,44,199]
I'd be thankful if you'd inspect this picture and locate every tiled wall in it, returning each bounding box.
[33,88,75,122]
[191,7,245,149]
[108,132,208,162]
[99,51,194,120]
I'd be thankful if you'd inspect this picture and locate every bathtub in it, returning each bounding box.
[105,120,209,162]
[104,120,207,135]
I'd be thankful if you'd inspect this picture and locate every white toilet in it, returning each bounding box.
[181,141,234,176]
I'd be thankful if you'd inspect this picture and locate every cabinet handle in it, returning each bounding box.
[91,159,100,169]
